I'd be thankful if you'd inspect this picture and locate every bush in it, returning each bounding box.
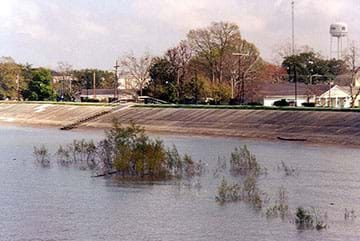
[230,145,261,176]
[277,161,299,176]
[273,99,289,107]
[302,102,316,107]
[56,140,97,170]
[33,145,50,168]
[81,97,100,103]
[295,207,327,230]
[265,187,289,220]
[39,120,204,181]
[216,178,241,203]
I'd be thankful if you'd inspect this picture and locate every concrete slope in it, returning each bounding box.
[85,107,360,146]
[0,103,112,127]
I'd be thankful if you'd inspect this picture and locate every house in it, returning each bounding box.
[262,83,328,107]
[118,74,138,90]
[80,88,135,102]
[316,85,360,108]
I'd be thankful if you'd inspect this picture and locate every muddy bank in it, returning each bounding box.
[1,103,360,146]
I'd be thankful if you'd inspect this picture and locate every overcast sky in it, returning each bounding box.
[0,0,359,69]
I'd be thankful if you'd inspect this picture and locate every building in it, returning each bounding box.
[262,83,328,107]
[316,85,360,108]
[80,88,135,102]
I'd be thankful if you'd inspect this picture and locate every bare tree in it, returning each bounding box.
[273,42,316,64]
[344,43,360,107]
[57,61,74,98]
[120,52,152,97]
[165,40,192,99]
[166,40,192,85]
[227,40,261,102]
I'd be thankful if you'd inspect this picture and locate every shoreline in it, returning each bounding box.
[2,120,359,150]
[1,103,360,148]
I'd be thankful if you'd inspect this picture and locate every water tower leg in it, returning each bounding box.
[330,37,333,59]
[340,37,343,59]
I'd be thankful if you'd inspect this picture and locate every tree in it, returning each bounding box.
[165,40,192,99]
[344,43,360,107]
[258,63,287,83]
[227,40,261,103]
[120,52,152,97]
[23,68,54,101]
[282,52,343,84]
[56,61,74,100]
[187,21,241,83]
[0,60,23,100]
[147,57,177,102]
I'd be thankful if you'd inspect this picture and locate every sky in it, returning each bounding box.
[0,0,360,70]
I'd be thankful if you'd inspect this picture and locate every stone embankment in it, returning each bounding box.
[84,107,360,146]
[1,103,360,146]
[0,103,113,127]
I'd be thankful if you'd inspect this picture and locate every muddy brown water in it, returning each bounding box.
[0,126,360,241]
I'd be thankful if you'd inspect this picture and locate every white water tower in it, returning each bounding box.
[330,23,348,59]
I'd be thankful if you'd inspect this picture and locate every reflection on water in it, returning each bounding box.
[0,126,360,240]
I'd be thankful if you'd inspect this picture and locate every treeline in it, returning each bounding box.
[0,57,116,101]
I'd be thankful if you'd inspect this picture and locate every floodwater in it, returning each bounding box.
[0,126,360,241]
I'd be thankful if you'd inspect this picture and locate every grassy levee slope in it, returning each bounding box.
[85,107,360,146]
[0,103,113,127]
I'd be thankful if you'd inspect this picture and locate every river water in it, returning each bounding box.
[0,125,360,241]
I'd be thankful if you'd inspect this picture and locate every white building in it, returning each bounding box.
[262,83,328,107]
[316,85,360,108]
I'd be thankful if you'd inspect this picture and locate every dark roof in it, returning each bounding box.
[80,89,135,96]
[260,83,329,97]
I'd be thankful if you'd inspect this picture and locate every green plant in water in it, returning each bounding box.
[230,145,261,177]
[215,177,241,204]
[265,187,289,220]
[33,145,50,168]
[295,207,327,230]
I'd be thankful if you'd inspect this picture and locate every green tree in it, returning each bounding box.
[282,52,348,84]
[0,61,23,100]
[146,57,178,102]
[23,68,54,101]
[73,69,115,90]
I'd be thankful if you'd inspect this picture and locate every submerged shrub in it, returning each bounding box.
[215,178,241,204]
[344,208,356,220]
[55,139,97,170]
[278,161,299,176]
[56,145,72,167]
[33,145,51,168]
[265,187,289,220]
[230,145,261,176]
[295,207,327,230]
[213,156,227,178]
[37,120,204,181]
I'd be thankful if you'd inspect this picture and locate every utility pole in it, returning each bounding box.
[16,74,20,101]
[93,71,96,98]
[113,60,120,99]
[291,0,298,106]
